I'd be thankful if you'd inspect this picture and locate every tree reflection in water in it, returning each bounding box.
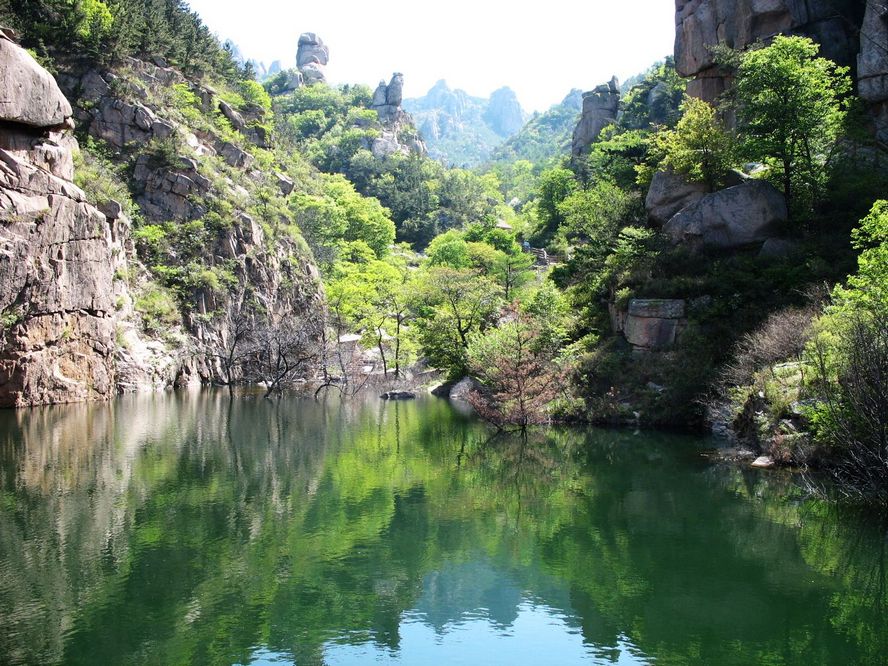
[0,391,885,665]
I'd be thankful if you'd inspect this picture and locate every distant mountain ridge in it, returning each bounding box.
[403,80,528,167]
[488,88,583,167]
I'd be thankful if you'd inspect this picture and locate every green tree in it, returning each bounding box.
[467,308,569,430]
[652,96,733,192]
[735,35,851,216]
[531,166,578,246]
[413,267,503,377]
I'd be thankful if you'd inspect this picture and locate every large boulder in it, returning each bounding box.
[664,180,787,250]
[296,32,329,68]
[386,73,404,107]
[0,32,72,128]
[571,77,619,158]
[645,170,708,226]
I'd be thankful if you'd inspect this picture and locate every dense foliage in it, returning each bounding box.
[0,0,246,81]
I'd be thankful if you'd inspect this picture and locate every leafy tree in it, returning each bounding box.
[619,57,686,130]
[413,267,503,377]
[323,175,395,258]
[735,35,851,216]
[531,166,577,246]
[652,96,734,192]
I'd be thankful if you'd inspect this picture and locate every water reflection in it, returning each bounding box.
[0,391,885,665]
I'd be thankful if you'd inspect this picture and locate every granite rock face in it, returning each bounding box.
[0,33,72,128]
[483,87,526,137]
[858,0,888,142]
[0,30,129,406]
[663,180,787,251]
[674,0,864,103]
[571,77,620,158]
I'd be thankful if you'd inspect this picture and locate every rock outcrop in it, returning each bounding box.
[624,299,687,351]
[663,180,787,251]
[0,30,130,406]
[297,32,328,85]
[859,1,888,142]
[674,0,864,103]
[571,77,620,158]
[645,170,708,227]
[370,73,426,158]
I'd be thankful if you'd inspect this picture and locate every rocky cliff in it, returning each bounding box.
[674,0,888,139]
[0,29,133,406]
[0,28,324,407]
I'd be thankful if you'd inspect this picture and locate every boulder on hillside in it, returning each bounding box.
[0,31,72,128]
[663,180,787,251]
[645,170,708,226]
[622,299,687,351]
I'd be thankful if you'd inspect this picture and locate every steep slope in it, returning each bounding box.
[403,81,527,166]
[0,22,326,406]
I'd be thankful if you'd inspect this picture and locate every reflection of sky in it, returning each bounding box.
[245,558,653,665]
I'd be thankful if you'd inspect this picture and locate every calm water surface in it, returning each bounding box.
[0,391,886,665]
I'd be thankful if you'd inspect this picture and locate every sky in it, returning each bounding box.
[185,0,676,113]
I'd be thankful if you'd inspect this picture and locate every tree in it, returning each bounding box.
[467,309,569,430]
[413,267,503,377]
[248,315,322,397]
[531,166,577,246]
[652,96,733,192]
[735,35,851,216]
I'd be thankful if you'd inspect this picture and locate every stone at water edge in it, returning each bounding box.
[751,456,775,469]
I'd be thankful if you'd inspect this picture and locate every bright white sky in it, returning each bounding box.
[185,0,676,112]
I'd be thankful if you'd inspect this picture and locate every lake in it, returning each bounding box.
[0,391,885,665]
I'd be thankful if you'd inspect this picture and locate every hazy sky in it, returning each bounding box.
[186,0,676,112]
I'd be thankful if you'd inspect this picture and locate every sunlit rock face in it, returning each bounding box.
[297,32,329,84]
[0,29,128,407]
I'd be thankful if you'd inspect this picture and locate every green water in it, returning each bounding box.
[0,392,886,665]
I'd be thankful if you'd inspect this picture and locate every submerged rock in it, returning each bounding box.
[381,390,416,400]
